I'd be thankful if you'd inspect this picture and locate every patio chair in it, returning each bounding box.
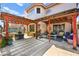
[63,32,70,41]
[50,32,57,40]
[15,32,24,40]
[67,33,73,44]
[38,32,48,38]
[56,31,64,42]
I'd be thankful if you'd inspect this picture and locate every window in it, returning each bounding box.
[53,24,65,32]
[36,8,41,14]
[29,25,35,32]
[0,25,2,33]
[78,25,79,29]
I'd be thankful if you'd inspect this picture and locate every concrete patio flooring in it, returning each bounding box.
[43,45,79,56]
[0,38,79,56]
[0,38,53,56]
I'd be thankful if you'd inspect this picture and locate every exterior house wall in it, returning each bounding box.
[26,3,76,20]
[50,23,53,32]
[25,3,74,34]
[65,22,71,32]
[36,21,72,34]
[26,6,46,20]
[46,3,76,16]
[38,21,47,33]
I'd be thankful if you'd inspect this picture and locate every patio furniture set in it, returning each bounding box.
[38,31,73,43]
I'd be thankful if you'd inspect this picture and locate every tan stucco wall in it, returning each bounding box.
[45,3,76,16]
[38,21,47,33]
[26,6,46,20]
[65,22,71,32]
[28,22,72,34]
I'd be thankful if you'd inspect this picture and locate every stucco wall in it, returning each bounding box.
[26,3,76,20]
[65,22,71,32]
[38,21,47,33]
[26,6,46,20]
[46,3,76,16]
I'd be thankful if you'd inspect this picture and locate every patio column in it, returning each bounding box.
[3,21,5,32]
[47,17,51,42]
[36,23,38,39]
[5,16,9,40]
[72,15,77,50]
[27,24,29,35]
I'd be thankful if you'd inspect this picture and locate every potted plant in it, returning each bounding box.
[0,34,2,48]
[1,37,7,48]
[8,36,13,46]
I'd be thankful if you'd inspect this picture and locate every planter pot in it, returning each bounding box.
[8,40,13,46]
[1,38,7,48]
[0,34,2,48]
[0,39,2,48]
[8,38,13,46]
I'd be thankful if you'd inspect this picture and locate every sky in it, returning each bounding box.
[0,3,31,16]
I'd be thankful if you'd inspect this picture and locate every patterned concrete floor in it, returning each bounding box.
[0,38,79,56]
[0,38,53,56]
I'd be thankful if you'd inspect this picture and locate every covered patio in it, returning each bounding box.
[35,9,78,49]
[0,7,79,56]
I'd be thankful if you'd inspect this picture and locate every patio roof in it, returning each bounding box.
[0,8,78,25]
[34,8,77,24]
[0,12,35,25]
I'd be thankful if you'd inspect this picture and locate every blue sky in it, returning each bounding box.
[0,3,32,16]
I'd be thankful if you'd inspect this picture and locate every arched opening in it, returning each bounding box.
[28,23,36,36]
